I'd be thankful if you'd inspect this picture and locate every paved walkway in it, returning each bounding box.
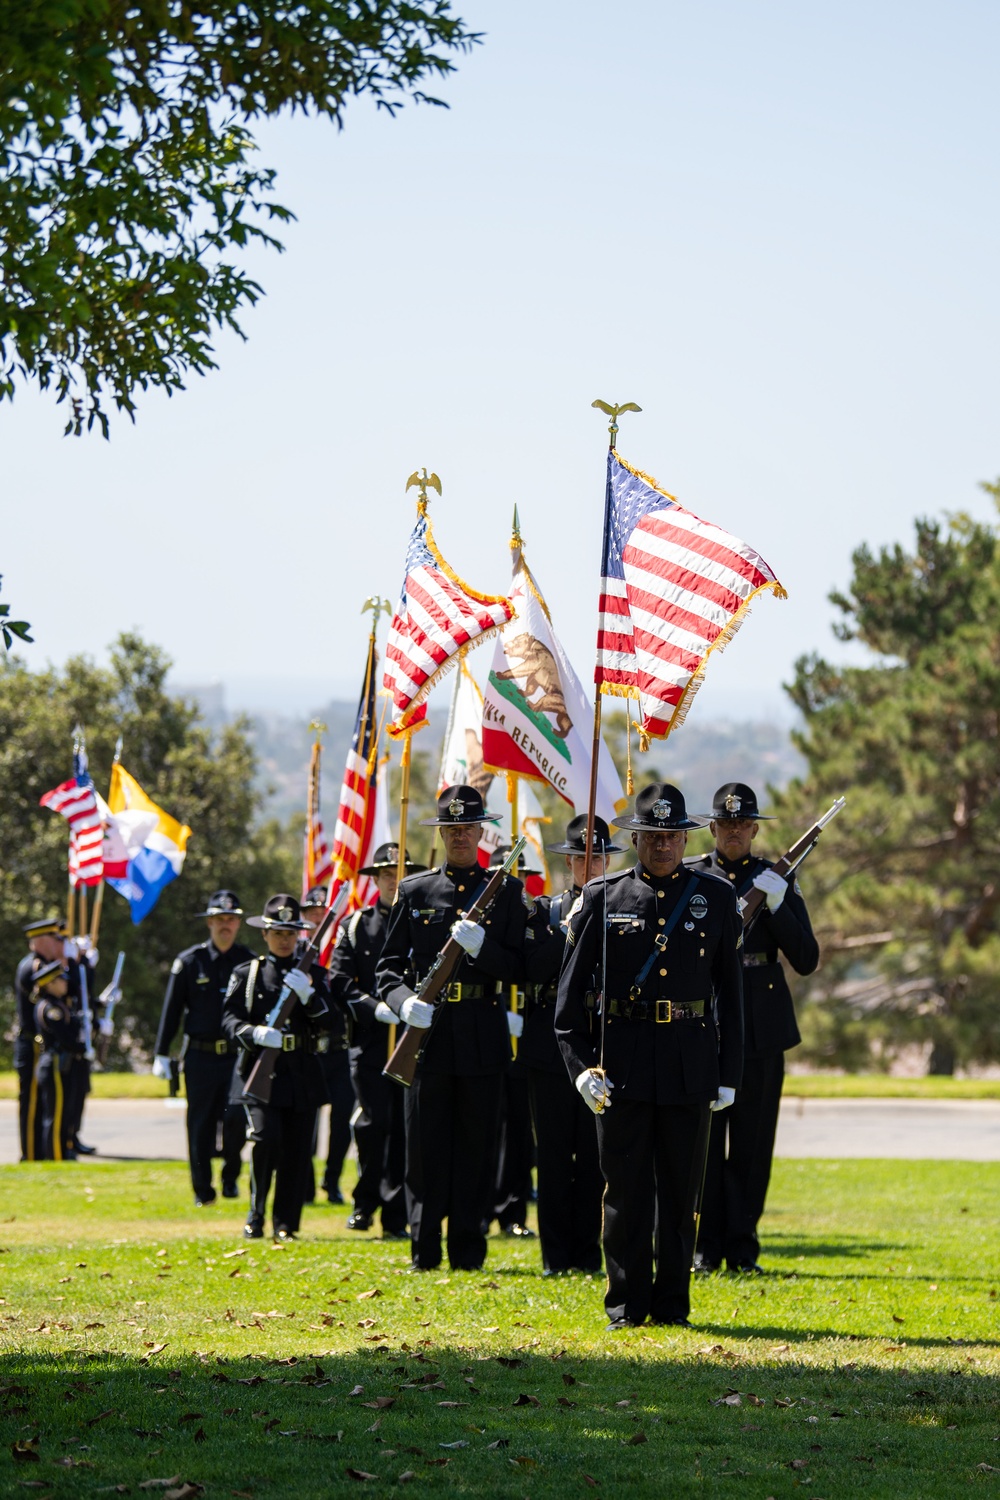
[3,1096,1000,1165]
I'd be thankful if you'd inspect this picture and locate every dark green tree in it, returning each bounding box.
[0,633,299,1062]
[770,482,1000,1075]
[0,0,478,435]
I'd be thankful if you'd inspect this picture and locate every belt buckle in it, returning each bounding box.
[447,983,462,1003]
[281,1033,296,1052]
[215,1038,228,1055]
[655,999,672,1024]
[514,990,525,1013]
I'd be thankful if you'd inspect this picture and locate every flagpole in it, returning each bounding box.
[583,399,642,883]
[90,734,121,949]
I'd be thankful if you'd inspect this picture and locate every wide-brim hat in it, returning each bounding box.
[703,782,774,821]
[546,813,625,856]
[421,783,501,828]
[33,959,68,989]
[611,782,703,833]
[488,844,541,877]
[358,843,427,878]
[195,889,244,918]
[246,893,310,931]
[301,886,329,908]
[24,915,67,940]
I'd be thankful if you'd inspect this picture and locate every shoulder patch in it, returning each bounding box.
[171,958,183,975]
[794,879,803,897]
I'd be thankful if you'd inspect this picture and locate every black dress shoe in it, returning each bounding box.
[243,1219,264,1240]
[382,1228,410,1241]
[501,1223,536,1239]
[346,1211,373,1232]
[606,1317,641,1331]
[273,1228,297,1244]
[195,1190,217,1207]
[326,1188,345,1205]
[732,1261,765,1275]
[221,1183,240,1199]
[693,1253,720,1274]
[74,1141,98,1155]
[654,1316,693,1328]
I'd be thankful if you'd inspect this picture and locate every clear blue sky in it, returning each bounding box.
[4,0,998,727]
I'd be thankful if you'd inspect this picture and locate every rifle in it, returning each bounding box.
[384,837,527,1088]
[78,961,95,1063]
[741,797,846,931]
[242,886,349,1105]
[96,951,125,1066]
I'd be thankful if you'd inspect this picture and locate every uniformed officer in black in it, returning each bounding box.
[299,885,353,1206]
[223,894,332,1242]
[31,960,88,1160]
[523,814,624,1274]
[153,891,252,1206]
[328,843,424,1237]
[14,917,66,1160]
[687,782,819,1273]
[484,845,536,1242]
[376,785,528,1272]
[556,783,744,1329]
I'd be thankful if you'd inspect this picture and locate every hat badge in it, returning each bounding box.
[725,793,742,814]
[219,895,233,911]
[448,798,465,818]
[276,906,293,922]
[651,799,671,822]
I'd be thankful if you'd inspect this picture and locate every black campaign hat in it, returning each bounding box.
[358,843,427,878]
[611,782,703,833]
[195,890,244,918]
[246,893,311,931]
[546,814,625,856]
[420,783,501,828]
[487,843,541,877]
[704,782,774,821]
[302,886,329,908]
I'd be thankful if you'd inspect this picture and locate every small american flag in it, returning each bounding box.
[302,739,334,900]
[597,451,786,740]
[320,633,384,951]
[383,501,514,737]
[40,748,104,887]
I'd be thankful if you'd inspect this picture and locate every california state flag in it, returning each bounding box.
[482,540,625,822]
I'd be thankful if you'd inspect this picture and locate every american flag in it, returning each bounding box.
[323,634,384,945]
[383,501,514,737]
[40,747,104,887]
[597,451,786,740]
[302,739,334,900]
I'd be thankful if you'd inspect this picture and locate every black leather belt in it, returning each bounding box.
[526,985,558,1008]
[442,982,495,1002]
[607,998,708,1024]
[186,1037,236,1055]
[273,1034,329,1053]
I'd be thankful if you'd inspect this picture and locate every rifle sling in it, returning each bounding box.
[630,876,699,995]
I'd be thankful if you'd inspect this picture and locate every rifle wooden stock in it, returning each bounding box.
[384,840,526,1088]
[242,902,341,1105]
[740,798,845,932]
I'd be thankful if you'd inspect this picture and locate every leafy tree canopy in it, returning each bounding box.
[771,480,1000,1075]
[0,1,478,434]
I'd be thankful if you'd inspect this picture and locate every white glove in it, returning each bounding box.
[152,1055,172,1080]
[710,1085,736,1112]
[507,1011,524,1039]
[450,919,485,958]
[252,1025,282,1049]
[63,938,80,962]
[752,869,787,912]
[85,946,99,969]
[283,967,313,1003]
[575,1068,614,1115]
[99,1017,115,1038]
[400,995,435,1029]
[374,1001,396,1026]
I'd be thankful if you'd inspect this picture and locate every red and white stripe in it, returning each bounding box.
[40,777,104,887]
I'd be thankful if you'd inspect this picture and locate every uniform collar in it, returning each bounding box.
[638,865,683,884]
[716,851,754,876]
[444,863,481,880]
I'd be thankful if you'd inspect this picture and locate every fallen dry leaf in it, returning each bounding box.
[177,1414,203,1424]
[624,1432,647,1446]
[513,1393,539,1407]
[164,1486,204,1500]
[583,1477,599,1488]
[557,1396,578,1408]
[496,1357,522,1369]
[892,1315,905,1324]
[11,1439,40,1462]
[486,1439,510,1450]
[562,1372,577,1386]
[361,1398,395,1411]
[344,1470,379,1482]
[357,1289,382,1301]
[437,1402,466,1409]
[347,1385,365,1397]
[788,1459,808,1470]
[509,1456,537,1469]
[138,1479,182,1491]
[439,1441,468,1450]
[397,1474,416,1484]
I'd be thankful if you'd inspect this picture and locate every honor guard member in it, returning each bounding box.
[31,961,88,1160]
[556,784,744,1329]
[376,785,528,1272]
[486,846,537,1242]
[299,886,353,1206]
[328,844,425,1237]
[688,783,819,1273]
[153,891,253,1206]
[14,917,66,1160]
[223,894,331,1242]
[524,815,625,1274]
[60,934,101,1156]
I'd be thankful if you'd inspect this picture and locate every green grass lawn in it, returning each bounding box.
[1,1159,998,1496]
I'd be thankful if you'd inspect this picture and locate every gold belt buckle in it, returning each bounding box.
[215,1039,228,1055]
[281,1033,296,1051]
[447,983,462,1003]
[655,999,672,1024]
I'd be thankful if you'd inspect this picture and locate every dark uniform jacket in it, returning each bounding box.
[14,955,39,1068]
[222,953,332,1110]
[34,994,79,1055]
[329,903,392,1070]
[521,889,578,1073]
[295,935,349,1055]
[556,863,744,1104]
[685,849,819,1057]
[155,939,254,1054]
[376,862,527,1076]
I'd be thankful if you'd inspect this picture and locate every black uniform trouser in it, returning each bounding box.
[598,1095,706,1325]
[65,1056,91,1145]
[529,1066,603,1273]
[244,1099,315,1233]
[492,1064,534,1229]
[16,1043,40,1161]
[351,1061,407,1232]
[183,1049,245,1198]
[698,1050,785,1269]
[310,1049,354,1200]
[405,1069,504,1271]
[35,1052,87,1160]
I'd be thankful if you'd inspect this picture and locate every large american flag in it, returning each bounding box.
[302,739,334,900]
[40,748,104,887]
[597,451,786,740]
[383,501,514,737]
